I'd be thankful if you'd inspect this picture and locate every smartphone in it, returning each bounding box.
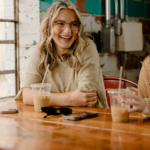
[63,112,98,121]
[0,109,18,114]
[0,102,18,114]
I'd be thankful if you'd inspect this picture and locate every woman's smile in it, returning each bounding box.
[59,35,72,41]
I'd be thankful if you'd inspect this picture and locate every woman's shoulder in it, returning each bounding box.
[142,54,150,68]
[80,38,99,61]
[84,38,96,47]
[30,44,42,59]
[32,44,41,54]
[83,38,97,54]
[27,44,43,70]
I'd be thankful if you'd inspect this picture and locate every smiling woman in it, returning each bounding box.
[52,9,79,58]
[15,0,108,108]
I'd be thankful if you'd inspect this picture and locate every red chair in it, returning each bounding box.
[103,77,138,108]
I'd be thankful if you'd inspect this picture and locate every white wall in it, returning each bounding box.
[19,0,40,87]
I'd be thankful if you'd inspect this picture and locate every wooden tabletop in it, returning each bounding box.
[0,100,150,150]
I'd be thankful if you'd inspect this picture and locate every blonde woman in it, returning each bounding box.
[16,0,108,108]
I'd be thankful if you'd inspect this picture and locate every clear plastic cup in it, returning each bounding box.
[30,83,51,112]
[107,89,131,122]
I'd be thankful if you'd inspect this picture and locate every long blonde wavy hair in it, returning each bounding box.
[38,0,88,71]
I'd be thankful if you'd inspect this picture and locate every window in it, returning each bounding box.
[0,0,18,98]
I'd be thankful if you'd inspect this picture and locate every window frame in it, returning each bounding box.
[0,0,19,98]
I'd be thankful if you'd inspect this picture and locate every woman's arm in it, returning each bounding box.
[23,87,97,107]
[76,39,107,108]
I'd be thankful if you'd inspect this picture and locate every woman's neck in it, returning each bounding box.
[55,46,69,58]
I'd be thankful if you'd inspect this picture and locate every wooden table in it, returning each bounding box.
[0,100,150,150]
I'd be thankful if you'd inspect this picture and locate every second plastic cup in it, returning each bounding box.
[107,89,131,122]
[31,83,51,112]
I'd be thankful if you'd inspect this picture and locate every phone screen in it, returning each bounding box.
[63,112,98,121]
[66,112,87,118]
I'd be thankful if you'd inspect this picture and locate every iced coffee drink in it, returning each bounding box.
[107,89,130,123]
[31,83,51,112]
[33,95,50,112]
[111,106,129,122]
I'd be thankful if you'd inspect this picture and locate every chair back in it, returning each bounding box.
[103,77,138,108]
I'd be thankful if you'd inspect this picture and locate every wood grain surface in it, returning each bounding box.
[0,100,149,150]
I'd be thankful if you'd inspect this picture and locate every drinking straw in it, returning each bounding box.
[118,66,123,90]
[39,64,50,94]
[118,66,123,99]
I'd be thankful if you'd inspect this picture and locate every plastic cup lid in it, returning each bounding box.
[30,83,51,88]
[107,89,131,94]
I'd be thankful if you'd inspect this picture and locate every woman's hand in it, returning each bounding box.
[121,87,149,114]
[69,88,97,107]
